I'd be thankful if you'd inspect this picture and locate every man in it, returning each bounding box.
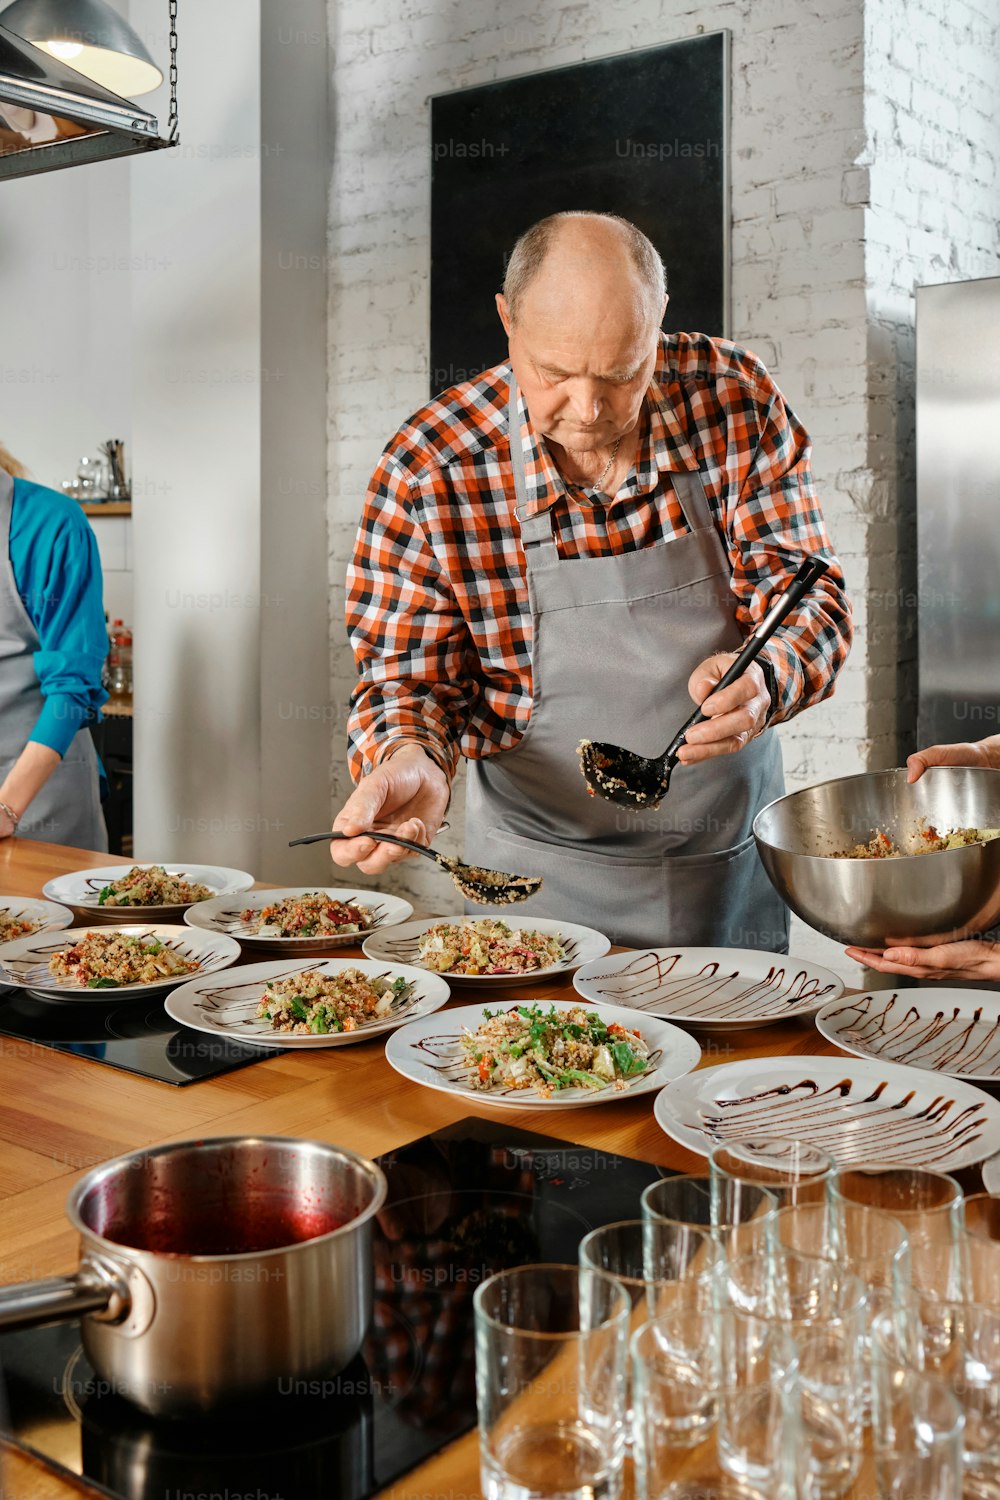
[846,734,1000,982]
[333,212,852,947]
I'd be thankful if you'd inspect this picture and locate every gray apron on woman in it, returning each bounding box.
[463,383,788,951]
[0,471,107,851]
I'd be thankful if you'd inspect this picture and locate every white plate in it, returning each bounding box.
[42,864,256,922]
[185,887,414,953]
[164,957,451,1048]
[0,895,75,938]
[573,947,844,1031]
[816,989,1000,1083]
[653,1054,1000,1171]
[362,913,611,985]
[0,925,241,999]
[983,1155,1000,1194]
[384,999,701,1110]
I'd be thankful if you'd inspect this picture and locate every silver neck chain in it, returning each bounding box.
[589,433,622,496]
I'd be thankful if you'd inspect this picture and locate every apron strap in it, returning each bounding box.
[671,468,714,534]
[507,380,560,560]
[0,468,14,545]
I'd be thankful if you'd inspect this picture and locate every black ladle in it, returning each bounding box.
[577,555,831,811]
[288,830,542,905]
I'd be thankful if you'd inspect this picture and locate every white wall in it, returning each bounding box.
[861,0,1000,761]
[0,155,132,488]
[130,0,331,882]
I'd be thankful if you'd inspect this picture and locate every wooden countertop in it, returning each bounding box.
[0,837,952,1499]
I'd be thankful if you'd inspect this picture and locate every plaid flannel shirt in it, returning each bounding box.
[347,332,853,781]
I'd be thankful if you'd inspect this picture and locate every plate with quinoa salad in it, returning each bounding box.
[362,913,611,984]
[164,958,450,1048]
[0,925,241,999]
[0,897,75,945]
[41,864,255,921]
[184,887,414,952]
[384,1000,701,1109]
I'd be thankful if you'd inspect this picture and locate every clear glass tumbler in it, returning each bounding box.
[474,1263,631,1500]
[870,1312,963,1500]
[641,1174,778,1259]
[631,1300,801,1500]
[832,1166,964,1303]
[727,1251,868,1499]
[709,1137,838,1209]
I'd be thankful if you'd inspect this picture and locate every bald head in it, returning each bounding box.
[502,213,666,335]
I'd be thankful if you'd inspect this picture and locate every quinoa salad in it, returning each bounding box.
[417,918,566,976]
[242,892,374,939]
[256,966,413,1035]
[0,908,41,943]
[461,1003,651,1099]
[48,930,200,988]
[834,826,1000,859]
[97,865,214,907]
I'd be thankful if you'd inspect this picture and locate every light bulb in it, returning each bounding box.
[44,39,83,60]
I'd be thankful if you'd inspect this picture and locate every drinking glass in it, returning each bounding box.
[961,1231,1000,1310]
[579,1219,719,1451]
[832,1166,964,1302]
[579,1219,720,1317]
[710,1137,838,1209]
[728,1251,867,1499]
[758,1200,913,1414]
[474,1263,631,1500]
[629,1284,720,1460]
[632,1302,801,1500]
[641,1174,778,1258]
[911,1298,1000,1500]
[718,1305,802,1500]
[963,1192,1000,1243]
[870,1313,963,1500]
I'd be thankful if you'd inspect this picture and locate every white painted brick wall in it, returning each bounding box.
[326,0,998,982]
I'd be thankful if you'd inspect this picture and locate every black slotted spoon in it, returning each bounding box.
[288,830,542,905]
[577,555,831,811]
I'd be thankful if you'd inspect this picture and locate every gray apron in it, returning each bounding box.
[0,470,107,851]
[464,382,789,951]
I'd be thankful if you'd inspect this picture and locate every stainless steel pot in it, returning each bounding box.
[0,1136,387,1417]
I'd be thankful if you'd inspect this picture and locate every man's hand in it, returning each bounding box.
[907,735,1000,782]
[845,939,1000,983]
[330,744,451,875]
[676,654,770,765]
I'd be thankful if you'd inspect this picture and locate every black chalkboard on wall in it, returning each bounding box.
[429,32,730,397]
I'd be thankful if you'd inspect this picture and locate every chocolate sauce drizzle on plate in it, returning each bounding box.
[685,1074,989,1167]
[587,950,837,1022]
[822,991,1000,1078]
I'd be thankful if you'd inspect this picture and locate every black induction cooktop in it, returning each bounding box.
[0,984,267,1084]
[0,1117,667,1500]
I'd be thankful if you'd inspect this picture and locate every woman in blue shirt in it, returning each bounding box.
[0,443,108,850]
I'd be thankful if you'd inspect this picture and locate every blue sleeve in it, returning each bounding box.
[9,481,109,757]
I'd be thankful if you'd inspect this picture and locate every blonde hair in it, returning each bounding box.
[0,442,28,479]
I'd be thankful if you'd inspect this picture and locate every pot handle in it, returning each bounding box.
[0,1257,131,1333]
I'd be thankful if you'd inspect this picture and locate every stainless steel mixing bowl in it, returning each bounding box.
[753,767,1000,947]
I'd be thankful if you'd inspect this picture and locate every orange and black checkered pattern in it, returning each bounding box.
[347,332,853,781]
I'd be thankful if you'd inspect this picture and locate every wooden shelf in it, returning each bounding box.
[102,692,133,718]
[81,502,131,516]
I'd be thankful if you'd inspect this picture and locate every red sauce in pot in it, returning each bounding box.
[101,1205,348,1256]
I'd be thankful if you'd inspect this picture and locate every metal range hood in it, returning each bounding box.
[0,20,170,179]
